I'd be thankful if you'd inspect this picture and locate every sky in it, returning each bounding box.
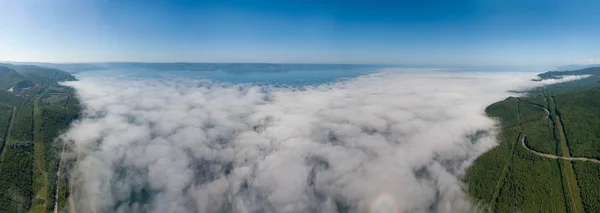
[1,0,600,67]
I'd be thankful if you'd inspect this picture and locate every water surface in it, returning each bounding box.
[76,68,379,86]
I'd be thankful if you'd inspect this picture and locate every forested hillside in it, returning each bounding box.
[467,67,600,212]
[0,67,28,90]
[0,64,79,213]
[535,67,600,95]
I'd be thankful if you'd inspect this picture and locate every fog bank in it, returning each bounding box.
[59,70,584,213]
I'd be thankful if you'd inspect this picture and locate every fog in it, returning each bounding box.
[536,74,592,85]
[59,70,587,213]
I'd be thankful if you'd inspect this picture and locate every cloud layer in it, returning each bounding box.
[59,70,580,213]
[535,74,592,85]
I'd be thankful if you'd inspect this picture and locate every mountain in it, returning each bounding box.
[0,63,76,85]
[0,64,79,212]
[0,66,28,90]
[536,67,600,95]
[1,62,107,73]
[11,80,35,93]
[556,64,600,71]
[467,67,600,212]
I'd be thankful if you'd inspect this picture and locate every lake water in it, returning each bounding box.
[76,68,380,86]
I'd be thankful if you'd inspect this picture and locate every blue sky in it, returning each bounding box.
[1,0,600,68]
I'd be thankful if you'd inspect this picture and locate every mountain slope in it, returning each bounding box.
[468,68,600,212]
[0,64,75,86]
[535,67,600,95]
[0,64,78,212]
[0,66,28,90]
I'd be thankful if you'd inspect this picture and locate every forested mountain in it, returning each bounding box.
[0,64,75,85]
[0,66,28,90]
[468,67,600,212]
[0,64,79,213]
[535,67,600,95]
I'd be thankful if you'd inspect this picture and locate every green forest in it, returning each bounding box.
[467,68,600,212]
[0,64,79,213]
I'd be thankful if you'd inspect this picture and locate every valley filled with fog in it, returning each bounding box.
[58,69,582,213]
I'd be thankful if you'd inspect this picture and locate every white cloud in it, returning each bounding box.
[534,74,592,85]
[564,58,600,65]
[584,59,600,64]
[59,69,581,213]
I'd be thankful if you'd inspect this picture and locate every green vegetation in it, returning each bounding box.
[536,67,600,95]
[0,104,14,152]
[520,114,555,154]
[468,67,600,212]
[549,96,585,213]
[553,88,600,159]
[0,64,79,213]
[551,88,600,212]
[0,140,34,212]
[10,105,34,142]
[0,90,23,105]
[0,66,27,90]
[11,80,35,93]
[0,63,75,85]
[495,138,566,213]
[467,97,567,212]
[572,162,600,212]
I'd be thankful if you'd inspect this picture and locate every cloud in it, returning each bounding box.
[535,74,592,85]
[566,58,600,65]
[59,70,571,213]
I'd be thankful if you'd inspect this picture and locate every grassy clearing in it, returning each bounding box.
[31,99,50,213]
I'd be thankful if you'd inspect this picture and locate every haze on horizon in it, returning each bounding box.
[1,0,600,68]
